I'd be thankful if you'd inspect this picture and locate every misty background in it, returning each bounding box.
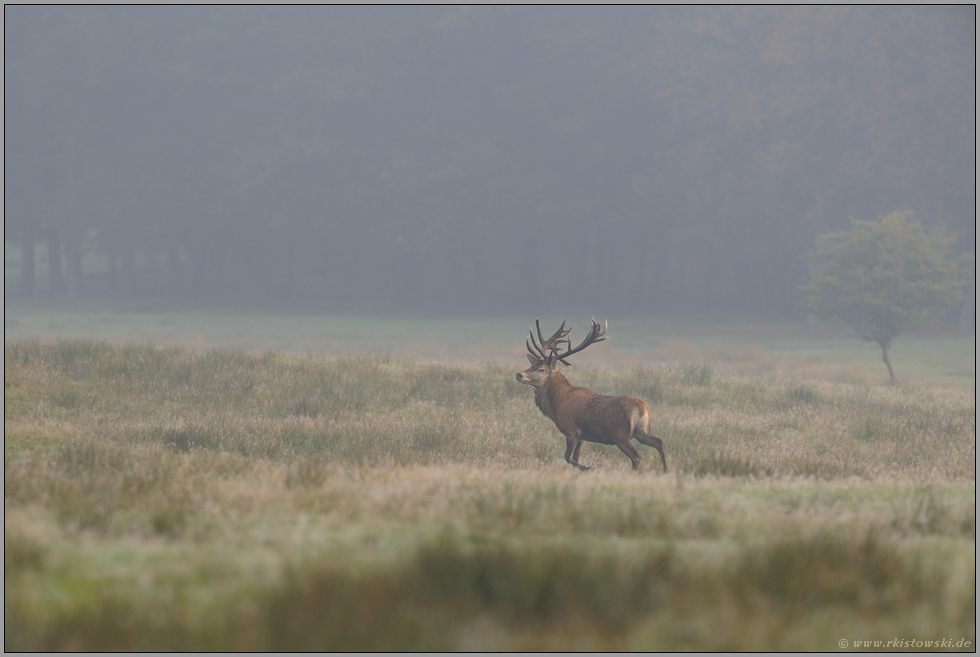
[5,6,976,317]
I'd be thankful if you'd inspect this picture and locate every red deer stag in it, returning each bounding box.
[516,318,667,473]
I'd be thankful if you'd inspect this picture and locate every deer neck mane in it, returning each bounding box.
[534,369,572,422]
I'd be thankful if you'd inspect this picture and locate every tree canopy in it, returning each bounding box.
[802,211,970,382]
[5,6,975,314]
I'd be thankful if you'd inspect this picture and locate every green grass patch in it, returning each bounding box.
[5,302,974,388]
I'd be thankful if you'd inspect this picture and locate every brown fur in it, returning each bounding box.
[518,362,667,472]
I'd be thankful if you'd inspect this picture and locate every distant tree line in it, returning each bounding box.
[4,6,975,314]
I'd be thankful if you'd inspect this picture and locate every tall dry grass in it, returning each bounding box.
[4,341,976,650]
[5,340,973,476]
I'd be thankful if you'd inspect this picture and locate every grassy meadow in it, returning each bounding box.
[4,301,975,388]
[4,332,976,650]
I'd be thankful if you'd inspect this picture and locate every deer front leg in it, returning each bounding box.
[564,435,590,471]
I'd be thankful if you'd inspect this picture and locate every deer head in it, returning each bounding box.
[516,317,607,389]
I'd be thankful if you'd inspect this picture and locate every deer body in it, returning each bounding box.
[517,319,667,472]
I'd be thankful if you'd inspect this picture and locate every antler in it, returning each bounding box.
[551,317,607,365]
[527,318,607,366]
[527,318,571,361]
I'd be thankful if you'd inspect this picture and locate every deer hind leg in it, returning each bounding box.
[615,439,642,471]
[635,431,667,473]
[564,436,590,471]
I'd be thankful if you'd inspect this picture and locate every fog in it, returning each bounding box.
[5,6,975,316]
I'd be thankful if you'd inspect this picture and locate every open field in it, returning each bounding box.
[4,340,975,650]
[4,301,975,388]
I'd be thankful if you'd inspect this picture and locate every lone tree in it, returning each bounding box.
[802,211,971,384]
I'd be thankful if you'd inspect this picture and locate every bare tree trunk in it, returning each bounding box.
[65,236,84,299]
[46,224,66,295]
[19,222,36,296]
[878,340,897,384]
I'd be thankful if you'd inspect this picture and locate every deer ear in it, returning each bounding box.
[547,353,558,368]
[526,354,538,366]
